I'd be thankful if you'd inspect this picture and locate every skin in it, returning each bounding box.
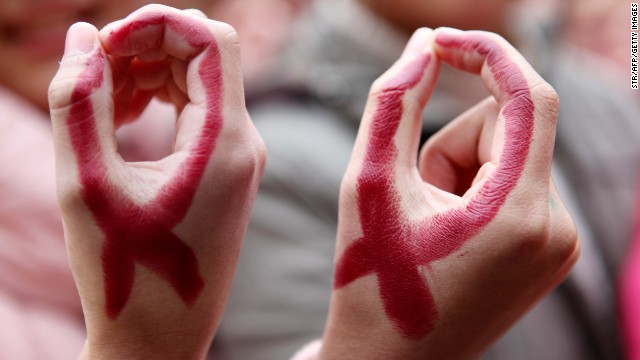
[334,32,535,340]
[333,53,438,339]
[49,5,265,359]
[317,28,578,360]
[66,12,226,319]
[43,2,576,359]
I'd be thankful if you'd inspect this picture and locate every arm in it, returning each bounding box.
[315,27,578,360]
[48,5,265,359]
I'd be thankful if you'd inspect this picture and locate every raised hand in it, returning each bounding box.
[48,5,264,359]
[317,28,578,359]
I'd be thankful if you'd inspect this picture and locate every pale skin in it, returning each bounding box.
[317,28,578,359]
[48,5,264,359]
[49,5,577,360]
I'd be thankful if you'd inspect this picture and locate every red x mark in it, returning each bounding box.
[334,35,535,340]
[66,15,222,319]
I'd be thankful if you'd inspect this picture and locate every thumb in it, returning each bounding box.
[48,23,117,207]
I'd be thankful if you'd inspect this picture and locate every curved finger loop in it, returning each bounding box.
[102,5,215,59]
[434,28,534,192]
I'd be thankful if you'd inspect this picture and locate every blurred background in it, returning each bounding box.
[0,0,638,359]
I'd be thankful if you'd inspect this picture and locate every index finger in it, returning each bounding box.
[433,28,558,186]
[100,4,215,60]
[98,4,246,113]
[98,4,250,154]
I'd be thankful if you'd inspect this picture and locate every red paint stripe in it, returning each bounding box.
[67,13,223,319]
[335,34,534,340]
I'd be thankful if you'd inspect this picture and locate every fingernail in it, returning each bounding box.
[64,23,96,57]
[438,27,464,34]
[100,20,121,37]
[401,27,432,58]
[434,27,464,46]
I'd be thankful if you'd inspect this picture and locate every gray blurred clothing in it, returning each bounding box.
[213,1,640,359]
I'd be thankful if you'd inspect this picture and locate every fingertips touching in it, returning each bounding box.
[96,4,245,117]
[433,27,558,186]
[183,8,208,19]
[433,27,531,106]
[432,27,558,132]
[98,4,216,60]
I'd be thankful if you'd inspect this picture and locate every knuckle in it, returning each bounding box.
[48,77,94,117]
[502,203,551,251]
[505,197,580,269]
[226,127,266,183]
[48,57,105,112]
[529,81,559,129]
[475,30,507,45]
[252,134,267,175]
[368,78,405,101]
[469,30,510,52]
[222,26,242,58]
[48,69,81,107]
[138,3,167,14]
[369,77,387,98]
[510,228,549,258]
[127,3,168,20]
[549,211,580,266]
[213,21,240,48]
[487,31,509,46]
[419,138,437,161]
[56,181,83,214]
[530,80,559,115]
[339,171,360,203]
[221,23,240,46]
[208,21,241,61]
[515,214,549,244]
[48,79,74,111]
[184,8,208,19]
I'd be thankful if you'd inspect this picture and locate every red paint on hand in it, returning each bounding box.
[335,36,534,340]
[67,15,223,319]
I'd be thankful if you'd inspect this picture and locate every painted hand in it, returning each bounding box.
[318,28,578,359]
[48,5,265,359]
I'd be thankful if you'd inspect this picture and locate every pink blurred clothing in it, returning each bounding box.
[620,183,640,360]
[0,86,175,358]
[0,86,84,357]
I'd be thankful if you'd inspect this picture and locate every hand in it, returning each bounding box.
[48,5,265,359]
[317,27,578,359]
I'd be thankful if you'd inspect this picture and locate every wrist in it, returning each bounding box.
[79,293,224,360]
[319,325,419,360]
[318,278,493,360]
[317,291,426,360]
[80,326,212,360]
